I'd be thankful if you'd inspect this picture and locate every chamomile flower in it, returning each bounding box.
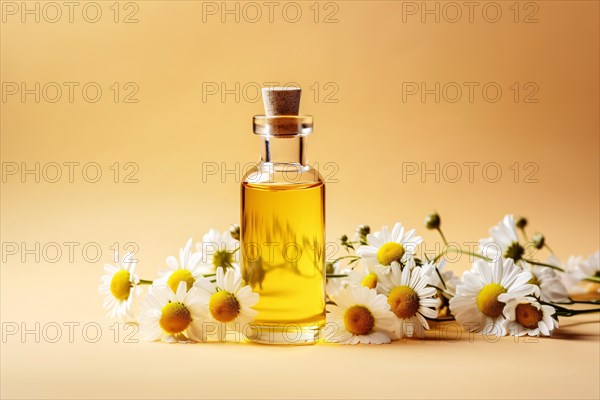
[557,255,586,294]
[449,258,538,336]
[564,251,600,294]
[501,296,558,336]
[326,261,350,300]
[579,251,598,279]
[479,214,525,262]
[422,259,460,316]
[196,229,239,271]
[326,286,394,344]
[194,267,258,338]
[98,254,141,321]
[356,222,422,271]
[422,259,460,298]
[353,224,371,245]
[139,281,205,343]
[524,262,569,303]
[154,238,207,293]
[378,261,440,338]
[347,262,382,291]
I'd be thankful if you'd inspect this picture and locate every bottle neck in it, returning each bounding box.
[261,136,308,166]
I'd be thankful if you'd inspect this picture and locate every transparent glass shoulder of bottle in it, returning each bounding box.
[242,162,323,188]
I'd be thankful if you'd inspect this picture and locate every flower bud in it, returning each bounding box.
[424,213,441,230]
[516,217,528,229]
[356,225,370,242]
[325,262,335,275]
[229,224,240,241]
[532,233,545,249]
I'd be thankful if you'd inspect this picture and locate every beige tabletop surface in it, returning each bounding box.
[1,307,598,399]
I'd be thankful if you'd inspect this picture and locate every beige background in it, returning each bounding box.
[1,1,599,399]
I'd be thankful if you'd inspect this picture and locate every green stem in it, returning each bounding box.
[434,266,447,289]
[427,316,456,322]
[556,298,600,305]
[543,243,556,256]
[427,284,454,298]
[427,284,455,299]
[138,279,153,285]
[522,259,565,272]
[203,273,216,277]
[583,276,600,284]
[436,228,449,246]
[326,274,349,278]
[519,227,529,242]
[330,255,361,264]
[539,300,600,316]
[555,308,600,316]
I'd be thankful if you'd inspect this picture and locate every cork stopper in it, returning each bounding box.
[254,86,312,136]
[262,87,301,116]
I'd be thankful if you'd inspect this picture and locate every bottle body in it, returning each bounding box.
[241,158,326,344]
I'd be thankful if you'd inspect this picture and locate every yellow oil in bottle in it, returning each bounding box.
[241,180,325,344]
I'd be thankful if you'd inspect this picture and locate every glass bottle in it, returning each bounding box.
[241,87,325,345]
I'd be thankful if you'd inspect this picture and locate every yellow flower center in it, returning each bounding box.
[388,285,420,319]
[515,303,543,329]
[110,270,132,301]
[361,272,378,289]
[167,270,196,293]
[376,242,405,266]
[159,302,192,334]
[209,291,240,323]
[343,305,375,335]
[213,250,234,269]
[476,283,507,318]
